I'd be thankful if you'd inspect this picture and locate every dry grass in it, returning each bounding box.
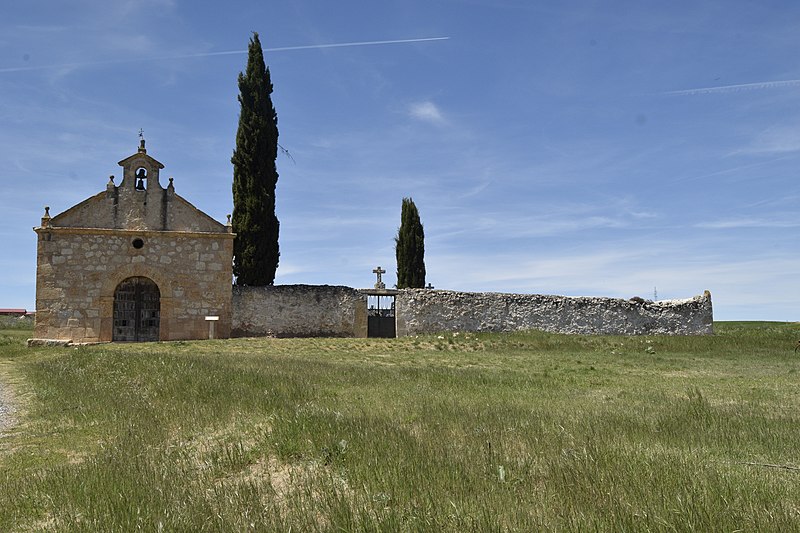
[1,322,800,531]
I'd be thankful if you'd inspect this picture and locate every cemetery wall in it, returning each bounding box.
[395,289,713,336]
[231,286,713,338]
[232,285,367,338]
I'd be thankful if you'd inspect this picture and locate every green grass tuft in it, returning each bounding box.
[2,322,800,530]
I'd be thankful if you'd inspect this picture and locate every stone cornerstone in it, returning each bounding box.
[33,140,234,343]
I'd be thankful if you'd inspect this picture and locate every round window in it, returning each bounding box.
[132,238,144,249]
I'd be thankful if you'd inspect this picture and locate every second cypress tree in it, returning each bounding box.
[395,197,426,288]
[231,33,280,286]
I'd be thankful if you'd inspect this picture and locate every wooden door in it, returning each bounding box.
[113,277,160,342]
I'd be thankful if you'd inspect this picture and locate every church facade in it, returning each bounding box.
[33,140,234,342]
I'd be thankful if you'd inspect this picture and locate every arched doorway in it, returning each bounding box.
[113,277,160,342]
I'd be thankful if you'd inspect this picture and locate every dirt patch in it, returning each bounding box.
[0,378,16,436]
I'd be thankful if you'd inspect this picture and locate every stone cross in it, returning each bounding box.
[373,266,386,289]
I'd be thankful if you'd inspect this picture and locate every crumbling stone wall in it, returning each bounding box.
[231,286,712,338]
[232,285,367,338]
[395,289,713,336]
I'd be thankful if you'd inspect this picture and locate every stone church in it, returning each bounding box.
[33,139,234,342]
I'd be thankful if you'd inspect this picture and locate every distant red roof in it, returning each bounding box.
[0,309,28,316]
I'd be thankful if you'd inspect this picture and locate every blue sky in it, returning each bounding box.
[1,0,798,320]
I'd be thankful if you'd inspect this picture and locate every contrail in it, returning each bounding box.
[266,36,450,52]
[0,36,450,74]
[663,79,800,96]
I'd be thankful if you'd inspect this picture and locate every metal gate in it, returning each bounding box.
[367,294,395,338]
[113,277,160,342]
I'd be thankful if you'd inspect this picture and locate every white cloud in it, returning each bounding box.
[458,180,492,199]
[671,154,794,184]
[741,125,800,155]
[430,198,657,241]
[112,0,177,18]
[425,246,800,320]
[695,216,800,229]
[408,101,445,124]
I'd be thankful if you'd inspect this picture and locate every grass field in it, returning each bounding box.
[1,322,800,531]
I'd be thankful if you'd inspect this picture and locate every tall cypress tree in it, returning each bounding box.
[395,197,426,288]
[231,32,280,286]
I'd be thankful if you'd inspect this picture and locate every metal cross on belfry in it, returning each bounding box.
[138,128,144,139]
[373,266,386,289]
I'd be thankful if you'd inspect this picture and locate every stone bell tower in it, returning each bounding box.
[109,135,174,231]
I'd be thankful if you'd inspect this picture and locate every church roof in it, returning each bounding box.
[39,140,230,234]
[117,138,164,169]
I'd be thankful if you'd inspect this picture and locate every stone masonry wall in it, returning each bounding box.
[232,285,367,338]
[230,285,712,338]
[395,289,713,336]
[35,228,233,342]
